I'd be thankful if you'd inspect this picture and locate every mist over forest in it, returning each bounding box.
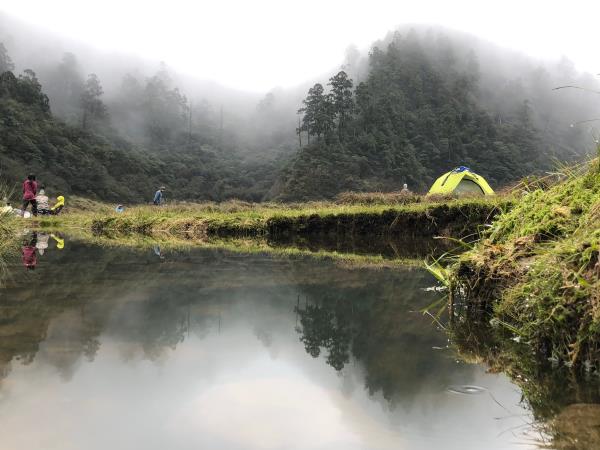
[1,13,598,202]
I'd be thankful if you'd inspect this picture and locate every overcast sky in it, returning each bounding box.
[2,0,598,92]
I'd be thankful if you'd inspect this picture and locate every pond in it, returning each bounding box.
[0,233,577,449]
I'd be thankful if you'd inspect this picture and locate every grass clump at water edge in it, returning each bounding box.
[450,158,600,367]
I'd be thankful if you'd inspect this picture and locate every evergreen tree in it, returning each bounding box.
[142,67,188,146]
[298,83,334,141]
[328,71,354,140]
[0,43,14,73]
[0,69,49,111]
[20,69,47,109]
[80,73,106,130]
[45,52,84,122]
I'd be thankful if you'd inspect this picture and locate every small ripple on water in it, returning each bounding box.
[446,385,487,395]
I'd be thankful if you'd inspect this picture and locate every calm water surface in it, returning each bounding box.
[0,236,543,450]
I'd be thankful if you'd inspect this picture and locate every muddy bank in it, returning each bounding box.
[200,201,509,240]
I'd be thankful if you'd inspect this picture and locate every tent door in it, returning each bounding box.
[454,179,484,195]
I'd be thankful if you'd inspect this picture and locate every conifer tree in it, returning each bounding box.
[81,73,106,130]
[0,43,14,73]
[328,71,354,140]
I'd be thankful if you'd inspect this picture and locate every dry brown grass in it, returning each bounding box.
[335,191,422,205]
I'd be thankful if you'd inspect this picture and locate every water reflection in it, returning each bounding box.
[21,231,37,270]
[269,233,454,259]
[451,315,600,449]
[0,238,546,449]
[19,231,65,271]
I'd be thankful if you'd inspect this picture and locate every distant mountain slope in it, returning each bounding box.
[0,70,277,202]
[0,70,162,201]
[272,31,599,200]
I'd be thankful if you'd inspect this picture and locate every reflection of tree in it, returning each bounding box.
[138,296,188,359]
[293,273,467,404]
[296,300,352,370]
[451,316,600,449]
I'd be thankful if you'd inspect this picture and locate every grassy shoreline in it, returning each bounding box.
[0,210,20,254]
[39,196,511,241]
[449,159,600,368]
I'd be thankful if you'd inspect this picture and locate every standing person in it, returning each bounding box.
[22,174,38,216]
[36,186,50,214]
[153,186,165,205]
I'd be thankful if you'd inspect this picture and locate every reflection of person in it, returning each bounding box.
[36,232,49,255]
[50,234,65,250]
[22,174,38,217]
[153,245,165,260]
[22,232,38,270]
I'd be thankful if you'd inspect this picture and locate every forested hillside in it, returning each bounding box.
[0,42,284,202]
[0,69,161,200]
[1,21,598,203]
[273,32,597,200]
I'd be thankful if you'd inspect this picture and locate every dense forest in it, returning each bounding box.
[1,19,598,203]
[277,32,598,199]
[0,45,282,201]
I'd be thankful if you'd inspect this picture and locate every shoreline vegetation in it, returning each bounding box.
[39,194,511,241]
[0,205,19,256]
[448,158,600,369]
[0,193,506,272]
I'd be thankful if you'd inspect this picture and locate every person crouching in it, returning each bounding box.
[36,186,50,214]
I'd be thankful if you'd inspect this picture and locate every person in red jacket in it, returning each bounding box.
[22,173,38,217]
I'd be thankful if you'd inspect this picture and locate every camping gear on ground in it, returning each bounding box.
[428,166,494,196]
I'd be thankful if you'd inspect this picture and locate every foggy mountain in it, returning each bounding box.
[1,13,598,202]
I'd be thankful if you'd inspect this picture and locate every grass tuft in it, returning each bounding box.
[452,158,600,366]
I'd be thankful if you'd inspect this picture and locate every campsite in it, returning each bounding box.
[0,3,599,450]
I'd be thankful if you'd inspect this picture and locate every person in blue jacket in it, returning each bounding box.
[153,186,165,205]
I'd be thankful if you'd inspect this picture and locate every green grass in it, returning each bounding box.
[452,158,600,366]
[0,205,21,285]
[40,195,510,239]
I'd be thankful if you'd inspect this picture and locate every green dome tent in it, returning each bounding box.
[428,166,494,196]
